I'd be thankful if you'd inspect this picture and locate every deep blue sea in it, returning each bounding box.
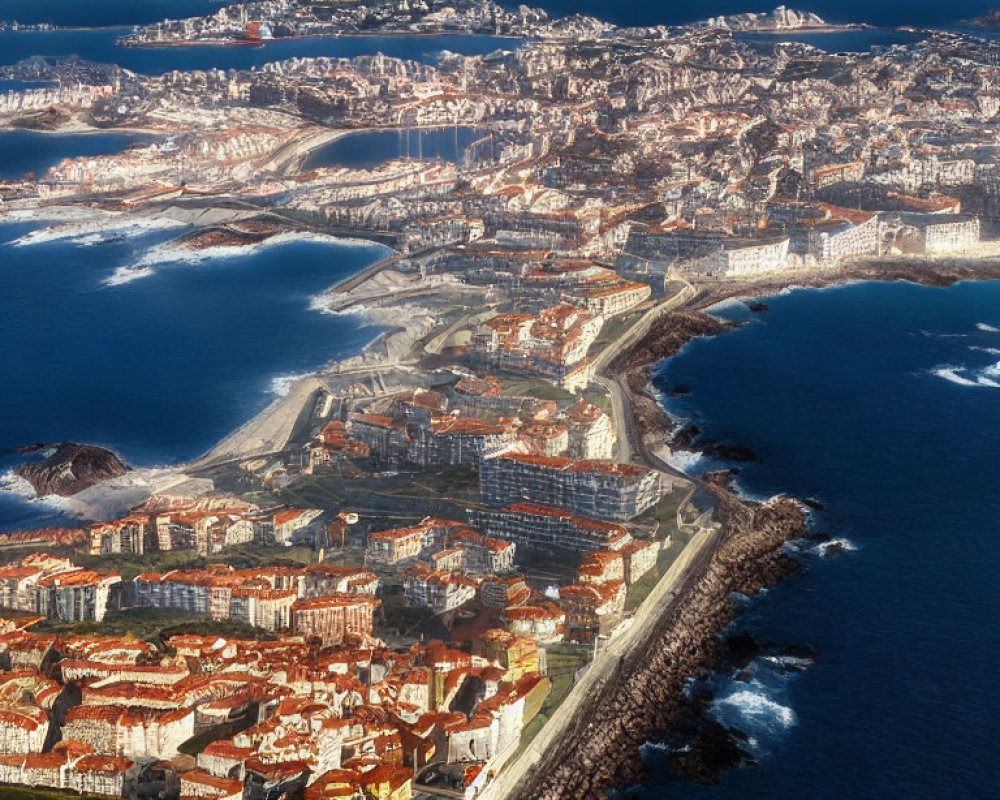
[649,280,1000,800]
[0,219,389,530]
[0,129,153,180]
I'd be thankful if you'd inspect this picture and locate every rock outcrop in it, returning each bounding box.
[14,443,130,497]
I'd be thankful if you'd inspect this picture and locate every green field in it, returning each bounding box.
[0,787,109,800]
[31,607,277,645]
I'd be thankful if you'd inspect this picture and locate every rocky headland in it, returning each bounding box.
[14,442,131,497]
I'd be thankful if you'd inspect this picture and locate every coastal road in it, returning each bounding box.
[480,520,724,800]
[589,280,695,465]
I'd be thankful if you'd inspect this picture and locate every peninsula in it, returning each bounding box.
[2,4,1000,800]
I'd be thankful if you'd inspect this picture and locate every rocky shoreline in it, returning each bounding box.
[14,442,130,497]
[168,220,294,251]
[522,479,806,799]
[520,262,1000,798]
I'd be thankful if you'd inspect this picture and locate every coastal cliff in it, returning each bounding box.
[14,442,130,497]
[523,484,806,799]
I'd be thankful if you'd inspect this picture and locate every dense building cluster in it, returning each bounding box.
[0,613,552,800]
[5,1,997,797]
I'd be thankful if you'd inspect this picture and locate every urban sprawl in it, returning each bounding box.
[1,2,999,799]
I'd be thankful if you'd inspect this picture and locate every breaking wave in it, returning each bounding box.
[0,470,81,519]
[975,322,999,333]
[931,362,1000,389]
[268,372,311,397]
[101,230,386,287]
[13,215,182,248]
[0,469,36,499]
[667,449,705,473]
[714,688,797,731]
[105,265,156,286]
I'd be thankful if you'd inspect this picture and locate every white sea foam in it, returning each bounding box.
[268,372,311,397]
[0,470,85,517]
[104,265,156,286]
[976,322,1000,333]
[761,654,815,670]
[931,364,1000,389]
[970,347,1000,356]
[102,231,385,288]
[667,449,704,473]
[715,688,797,729]
[932,367,980,387]
[0,469,37,499]
[13,215,183,247]
[817,537,858,555]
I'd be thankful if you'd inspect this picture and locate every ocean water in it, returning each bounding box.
[0,129,153,180]
[645,280,1000,799]
[1,1,228,29]
[303,127,487,171]
[0,219,389,529]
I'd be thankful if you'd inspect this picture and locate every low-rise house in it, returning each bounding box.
[62,705,194,760]
[403,568,477,613]
[291,594,379,645]
[0,705,49,754]
[197,740,255,780]
[502,602,567,644]
[308,421,371,471]
[366,527,425,566]
[366,518,467,566]
[0,752,67,790]
[302,564,379,598]
[65,755,134,797]
[573,279,651,317]
[427,548,465,573]
[273,508,324,544]
[179,768,244,800]
[450,530,516,574]
[479,575,531,609]
[558,582,626,634]
[518,422,569,457]
[621,539,660,584]
[577,551,625,585]
[562,400,615,460]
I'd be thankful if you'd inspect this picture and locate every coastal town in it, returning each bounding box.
[2,2,1000,799]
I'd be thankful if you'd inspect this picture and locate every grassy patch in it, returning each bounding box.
[517,645,589,753]
[29,607,277,645]
[587,310,644,358]
[0,787,108,800]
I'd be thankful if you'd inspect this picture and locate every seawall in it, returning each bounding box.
[517,483,806,799]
